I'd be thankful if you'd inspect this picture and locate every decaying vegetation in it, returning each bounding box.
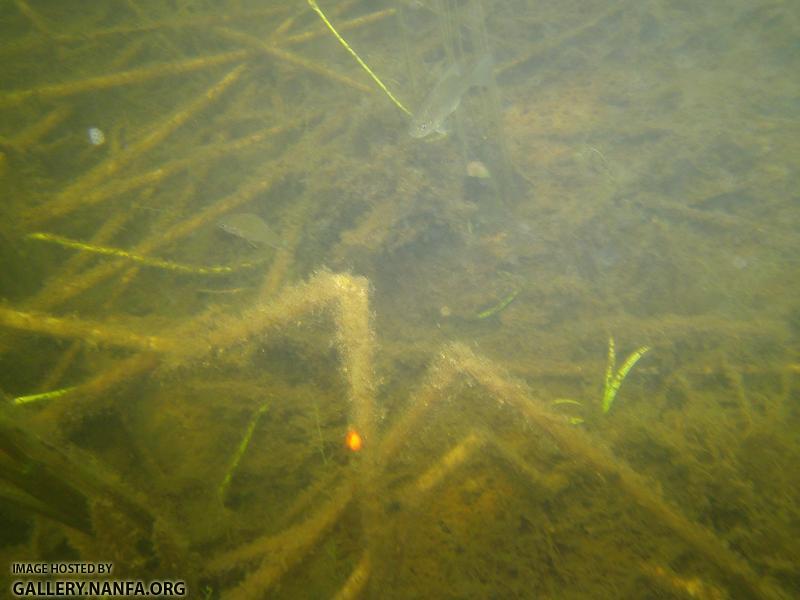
[1,1,798,598]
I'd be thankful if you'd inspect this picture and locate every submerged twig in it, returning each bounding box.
[219,404,270,502]
[27,232,269,275]
[0,50,250,109]
[24,64,247,225]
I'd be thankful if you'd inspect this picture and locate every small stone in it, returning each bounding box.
[466,160,491,179]
[87,127,105,146]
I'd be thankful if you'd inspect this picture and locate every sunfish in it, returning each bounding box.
[217,213,283,249]
[408,55,494,139]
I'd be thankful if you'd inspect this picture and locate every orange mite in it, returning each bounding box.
[345,429,363,452]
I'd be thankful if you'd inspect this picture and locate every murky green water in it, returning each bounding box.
[1,1,798,598]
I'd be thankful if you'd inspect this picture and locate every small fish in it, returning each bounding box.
[409,55,494,139]
[217,213,283,249]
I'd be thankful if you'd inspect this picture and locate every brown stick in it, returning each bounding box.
[0,305,175,353]
[333,552,371,600]
[448,342,784,600]
[77,121,294,213]
[282,8,396,46]
[24,63,247,225]
[0,50,251,109]
[13,0,51,36]
[210,480,354,597]
[213,27,372,93]
[56,8,286,42]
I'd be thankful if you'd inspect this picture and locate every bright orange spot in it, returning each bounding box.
[345,429,362,452]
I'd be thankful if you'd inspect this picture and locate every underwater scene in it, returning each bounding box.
[0,0,798,598]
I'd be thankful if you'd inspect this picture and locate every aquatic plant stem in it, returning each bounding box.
[26,232,266,275]
[0,51,250,109]
[307,0,411,116]
[602,337,650,413]
[24,64,247,225]
[219,404,269,502]
[0,305,174,353]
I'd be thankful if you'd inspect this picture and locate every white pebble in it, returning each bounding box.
[87,127,106,146]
